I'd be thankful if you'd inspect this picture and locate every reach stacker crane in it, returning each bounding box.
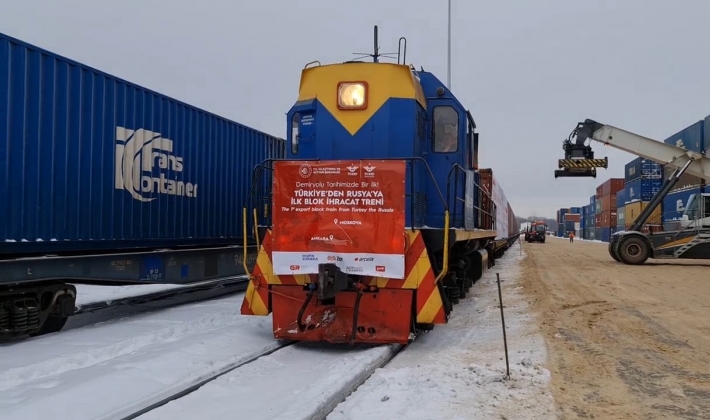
[555,119,710,265]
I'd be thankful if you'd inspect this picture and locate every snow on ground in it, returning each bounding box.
[138,343,400,420]
[0,293,282,420]
[73,276,247,308]
[327,241,558,420]
[73,283,189,307]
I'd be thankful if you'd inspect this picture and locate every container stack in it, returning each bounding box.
[624,157,663,232]
[556,208,569,237]
[556,114,710,241]
[660,120,707,230]
[616,189,627,231]
[588,196,597,240]
[564,212,581,238]
[594,179,624,241]
[580,208,586,239]
[582,204,592,239]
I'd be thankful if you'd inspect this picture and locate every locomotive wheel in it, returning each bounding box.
[609,240,621,262]
[29,315,68,337]
[617,236,650,265]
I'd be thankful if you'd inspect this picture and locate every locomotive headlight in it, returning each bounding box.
[337,82,368,110]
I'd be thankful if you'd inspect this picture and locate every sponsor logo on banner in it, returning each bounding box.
[270,160,406,278]
[289,265,301,271]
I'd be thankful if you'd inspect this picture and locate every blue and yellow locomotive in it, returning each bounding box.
[241,30,516,344]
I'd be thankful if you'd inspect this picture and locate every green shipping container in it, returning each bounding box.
[617,206,626,230]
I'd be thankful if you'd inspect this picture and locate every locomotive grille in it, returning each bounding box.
[414,191,427,225]
[416,109,426,141]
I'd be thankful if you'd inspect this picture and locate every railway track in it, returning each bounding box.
[65,275,249,331]
[128,341,408,420]
[1,276,249,344]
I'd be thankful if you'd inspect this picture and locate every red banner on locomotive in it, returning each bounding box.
[271,160,406,279]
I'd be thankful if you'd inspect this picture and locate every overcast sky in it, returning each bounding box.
[3,0,710,218]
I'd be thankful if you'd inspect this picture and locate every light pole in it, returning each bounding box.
[447,0,452,89]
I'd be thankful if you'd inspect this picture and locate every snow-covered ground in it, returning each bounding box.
[327,241,557,420]
[73,276,247,308]
[138,343,401,420]
[0,294,282,420]
[73,283,189,307]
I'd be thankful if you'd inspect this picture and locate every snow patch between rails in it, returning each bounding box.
[327,241,557,420]
[136,343,402,420]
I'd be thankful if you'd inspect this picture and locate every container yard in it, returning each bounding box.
[556,117,710,242]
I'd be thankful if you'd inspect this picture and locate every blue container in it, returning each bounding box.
[616,189,627,208]
[570,207,582,215]
[0,32,285,255]
[705,114,710,154]
[624,157,663,183]
[564,221,575,233]
[590,196,597,214]
[580,214,586,231]
[664,120,704,154]
[600,227,617,242]
[557,227,565,237]
[589,195,596,206]
[662,186,704,224]
[624,177,663,202]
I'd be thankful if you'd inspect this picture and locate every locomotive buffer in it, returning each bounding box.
[555,118,710,265]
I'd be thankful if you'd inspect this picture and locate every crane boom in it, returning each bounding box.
[576,119,710,181]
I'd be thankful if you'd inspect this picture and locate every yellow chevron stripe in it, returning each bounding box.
[417,278,444,323]
[244,279,268,315]
[402,247,429,289]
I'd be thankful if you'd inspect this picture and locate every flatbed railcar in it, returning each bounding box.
[240,27,520,345]
[0,32,284,339]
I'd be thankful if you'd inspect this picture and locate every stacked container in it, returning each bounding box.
[624,157,664,231]
[616,189,627,231]
[564,213,581,238]
[556,208,569,237]
[595,178,624,242]
[660,120,706,229]
[580,209,586,238]
[662,186,709,231]
[588,196,597,240]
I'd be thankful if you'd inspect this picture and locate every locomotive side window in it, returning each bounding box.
[291,113,300,154]
[433,106,459,153]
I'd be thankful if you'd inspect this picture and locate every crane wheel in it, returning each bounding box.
[608,241,621,262]
[617,236,650,265]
